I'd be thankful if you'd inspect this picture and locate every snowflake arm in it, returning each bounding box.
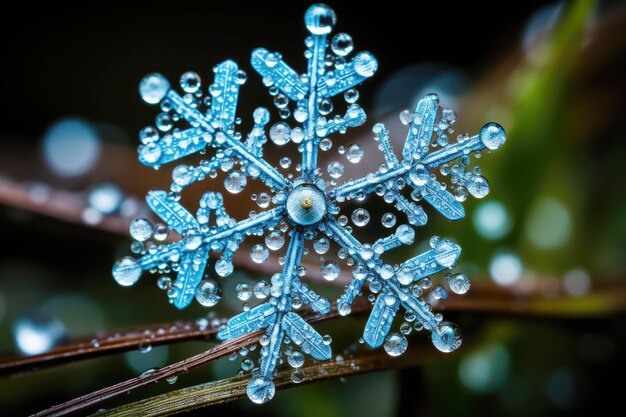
[138,63,289,191]
[218,230,331,403]
[320,217,461,350]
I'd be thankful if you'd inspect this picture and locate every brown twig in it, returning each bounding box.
[95,343,443,417]
[4,281,625,379]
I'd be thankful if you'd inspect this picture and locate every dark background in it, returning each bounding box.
[1,1,625,416]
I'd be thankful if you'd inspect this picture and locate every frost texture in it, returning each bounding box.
[113,3,506,403]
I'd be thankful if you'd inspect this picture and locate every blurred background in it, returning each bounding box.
[0,0,625,415]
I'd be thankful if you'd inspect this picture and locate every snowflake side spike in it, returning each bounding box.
[112,3,506,404]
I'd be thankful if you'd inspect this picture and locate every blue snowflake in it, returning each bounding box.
[112,4,506,404]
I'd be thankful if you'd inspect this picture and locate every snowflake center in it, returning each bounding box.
[286,184,327,226]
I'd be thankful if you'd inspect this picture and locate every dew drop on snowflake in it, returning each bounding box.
[331,32,354,56]
[354,52,378,77]
[215,259,233,277]
[224,171,247,194]
[318,98,333,115]
[304,3,336,35]
[479,122,506,150]
[384,333,408,357]
[396,224,415,245]
[265,230,285,250]
[253,107,270,125]
[195,279,222,307]
[250,244,269,263]
[291,127,304,143]
[256,192,270,208]
[400,322,412,335]
[153,224,169,241]
[467,175,490,198]
[381,212,396,228]
[432,285,448,300]
[431,321,462,353]
[156,113,173,131]
[253,280,271,299]
[182,229,202,250]
[112,257,141,286]
[313,237,330,254]
[351,208,370,227]
[236,283,252,301]
[139,126,159,144]
[319,138,332,151]
[179,71,201,93]
[409,164,429,186]
[247,375,275,404]
[344,88,359,103]
[321,260,340,281]
[447,272,471,294]
[288,351,305,368]
[129,218,153,242]
[327,161,344,178]
[139,73,169,104]
[140,143,161,164]
[454,186,468,202]
[269,122,291,145]
[399,110,413,125]
[345,143,364,163]
[279,157,292,169]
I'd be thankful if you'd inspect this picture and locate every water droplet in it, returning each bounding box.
[139,126,159,144]
[179,71,201,93]
[113,257,142,286]
[288,351,305,368]
[304,4,336,35]
[353,52,378,77]
[269,122,291,145]
[395,224,415,245]
[140,73,170,104]
[381,213,396,228]
[236,283,252,301]
[166,375,178,384]
[345,143,364,163]
[140,143,161,164]
[344,88,359,103]
[431,321,462,353]
[257,192,271,208]
[409,164,429,186]
[195,279,222,307]
[253,280,271,299]
[291,369,305,383]
[153,224,169,241]
[224,171,247,193]
[182,229,202,250]
[157,276,171,290]
[327,161,344,178]
[467,175,490,198]
[247,375,275,404]
[331,32,354,56]
[250,244,269,263]
[313,237,330,254]
[432,285,448,300]
[447,272,471,294]
[479,122,506,150]
[241,358,254,371]
[384,333,408,357]
[351,208,370,227]
[321,260,340,281]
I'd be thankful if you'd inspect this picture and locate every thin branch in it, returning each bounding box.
[30,302,371,417]
[95,343,443,417]
[4,281,626,378]
[0,320,222,378]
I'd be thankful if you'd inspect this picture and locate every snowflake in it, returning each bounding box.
[112,4,506,404]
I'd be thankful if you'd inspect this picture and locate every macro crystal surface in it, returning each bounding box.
[113,3,506,403]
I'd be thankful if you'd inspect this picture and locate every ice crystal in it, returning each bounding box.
[113,3,506,403]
